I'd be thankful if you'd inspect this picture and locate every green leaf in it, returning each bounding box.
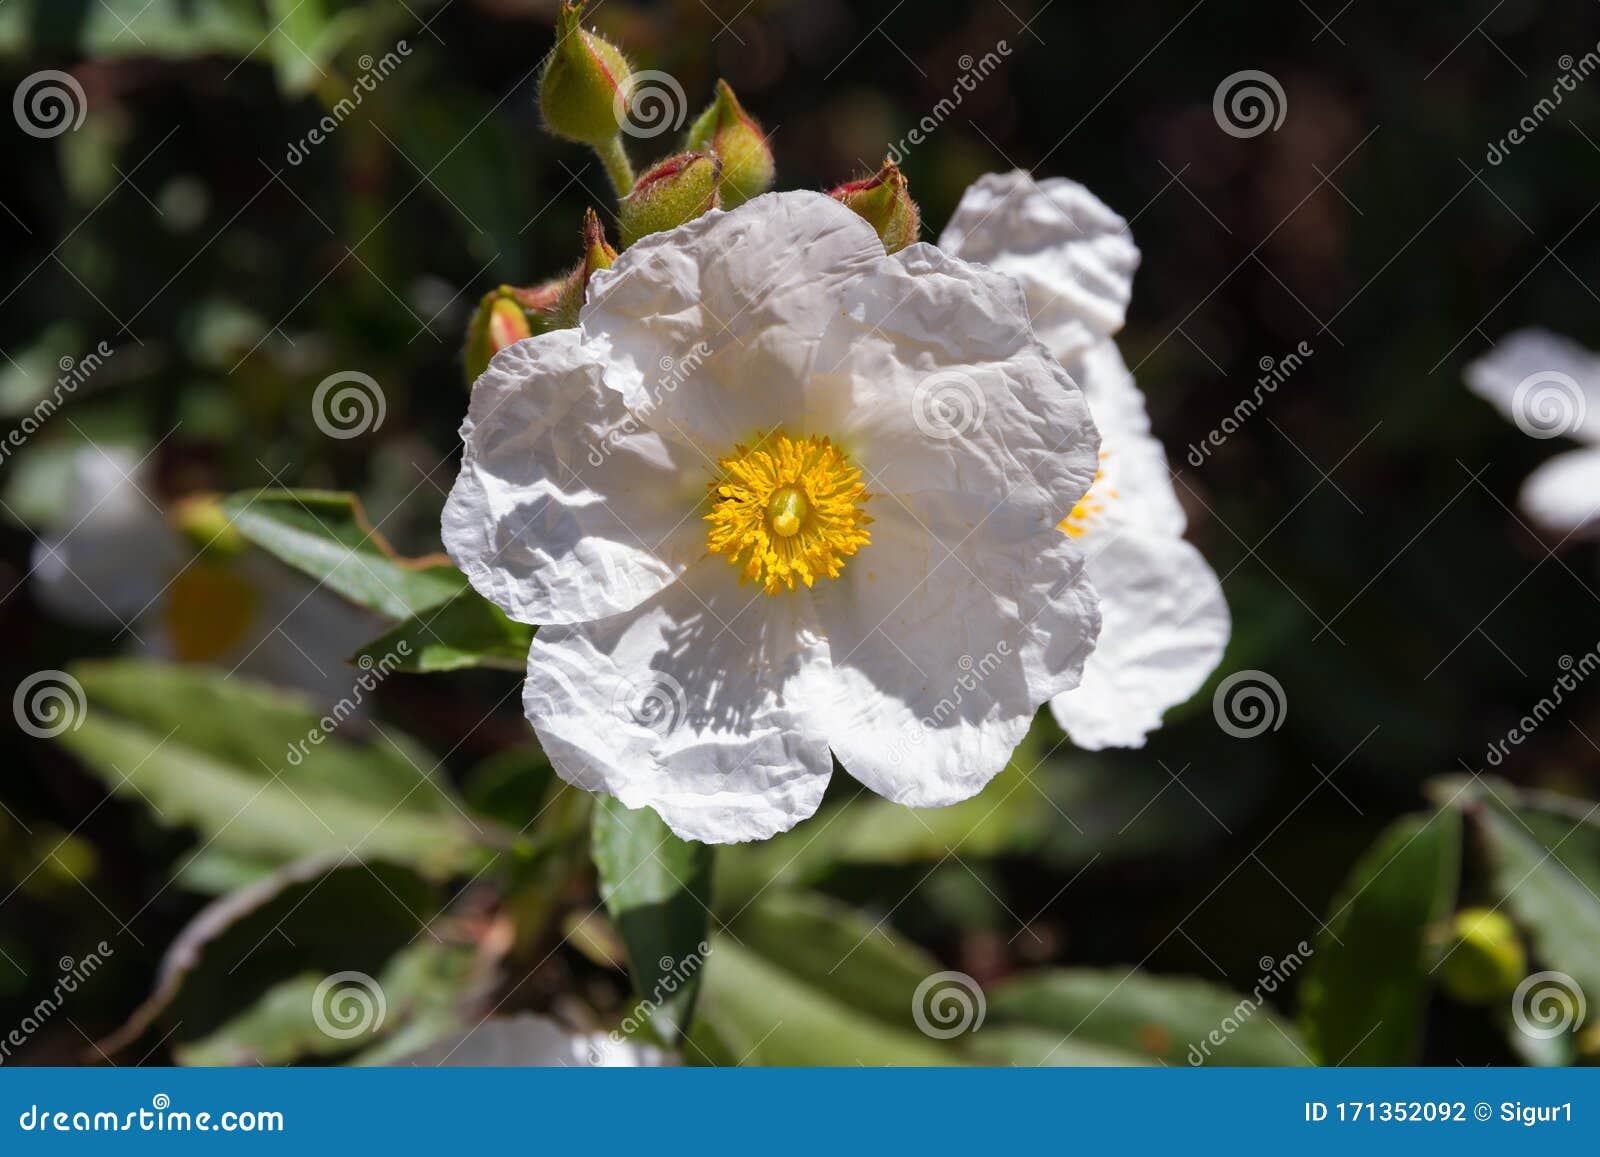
[1456,777,1600,1001]
[728,890,944,1025]
[176,936,492,1066]
[169,847,286,895]
[714,717,1271,911]
[101,856,441,1058]
[55,660,499,877]
[351,590,532,673]
[591,799,713,1045]
[1299,808,1462,1065]
[688,889,976,1065]
[982,968,1310,1066]
[76,0,269,60]
[263,0,368,97]
[693,939,957,1067]
[221,489,466,619]
[463,746,555,829]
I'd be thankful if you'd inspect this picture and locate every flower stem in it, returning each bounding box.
[595,136,635,198]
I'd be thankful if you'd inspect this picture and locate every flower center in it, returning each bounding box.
[706,432,872,594]
[1059,455,1115,539]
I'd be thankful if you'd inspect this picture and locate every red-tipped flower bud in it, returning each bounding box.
[538,1,632,147]
[828,159,920,253]
[555,208,619,326]
[464,281,562,385]
[618,152,721,247]
[685,80,774,208]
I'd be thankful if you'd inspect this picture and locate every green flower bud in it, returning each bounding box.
[170,492,247,558]
[828,159,920,253]
[538,1,632,147]
[1435,908,1526,1004]
[555,208,619,326]
[464,282,562,385]
[684,79,774,207]
[618,152,721,248]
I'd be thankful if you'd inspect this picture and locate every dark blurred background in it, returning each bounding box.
[2,0,1598,1065]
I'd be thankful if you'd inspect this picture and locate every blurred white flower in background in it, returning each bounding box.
[941,170,1231,749]
[394,1013,672,1067]
[30,445,380,708]
[1466,329,1600,538]
[444,190,1103,843]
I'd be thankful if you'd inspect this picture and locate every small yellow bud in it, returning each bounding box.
[1434,908,1526,1004]
[170,493,247,557]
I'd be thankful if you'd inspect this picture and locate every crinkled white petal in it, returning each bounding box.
[1518,446,1600,538]
[525,556,834,843]
[32,446,176,626]
[806,500,1099,807]
[442,328,707,625]
[809,240,1100,530]
[1465,329,1600,444]
[938,169,1140,362]
[581,191,883,457]
[1052,531,1229,750]
[1063,339,1186,539]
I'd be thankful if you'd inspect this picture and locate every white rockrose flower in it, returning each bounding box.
[1465,329,1600,538]
[443,190,1103,843]
[940,170,1231,749]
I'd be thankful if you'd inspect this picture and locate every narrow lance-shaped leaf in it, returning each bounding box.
[691,891,960,1066]
[1298,807,1462,1065]
[54,660,501,878]
[221,489,466,619]
[351,589,533,673]
[1454,777,1600,1008]
[590,798,714,1045]
[980,967,1311,1067]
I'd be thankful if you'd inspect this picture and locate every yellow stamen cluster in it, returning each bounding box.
[1059,455,1116,539]
[706,432,872,594]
